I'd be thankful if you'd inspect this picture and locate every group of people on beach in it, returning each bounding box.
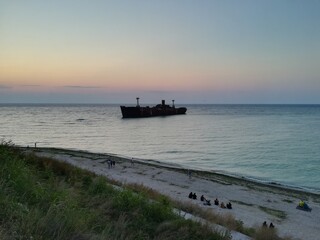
[297,200,312,211]
[188,192,232,209]
[188,192,197,199]
[263,221,275,228]
[260,201,311,231]
[213,198,232,209]
[107,160,116,169]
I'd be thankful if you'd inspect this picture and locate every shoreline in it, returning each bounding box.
[29,146,320,198]
[59,147,320,195]
[137,158,320,198]
[24,146,320,240]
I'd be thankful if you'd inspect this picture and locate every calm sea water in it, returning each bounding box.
[1,104,320,193]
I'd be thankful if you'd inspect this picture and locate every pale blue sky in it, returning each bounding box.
[1,0,320,103]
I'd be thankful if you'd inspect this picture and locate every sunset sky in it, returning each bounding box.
[1,0,320,104]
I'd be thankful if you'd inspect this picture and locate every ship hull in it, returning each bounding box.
[120,106,187,118]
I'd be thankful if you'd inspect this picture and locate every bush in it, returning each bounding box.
[254,226,280,240]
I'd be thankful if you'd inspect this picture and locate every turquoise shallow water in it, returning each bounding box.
[1,104,320,192]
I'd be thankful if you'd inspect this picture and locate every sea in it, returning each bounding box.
[1,104,320,193]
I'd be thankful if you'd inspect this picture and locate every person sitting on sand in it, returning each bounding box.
[214,198,219,206]
[200,195,205,201]
[193,193,197,200]
[299,200,305,207]
[226,202,232,209]
[204,199,211,206]
[220,202,226,208]
[269,222,275,228]
[189,192,193,199]
[297,200,312,211]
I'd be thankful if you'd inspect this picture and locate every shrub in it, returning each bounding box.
[254,226,281,240]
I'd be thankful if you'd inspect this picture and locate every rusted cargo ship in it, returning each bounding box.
[120,98,187,118]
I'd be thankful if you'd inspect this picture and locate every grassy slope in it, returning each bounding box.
[0,142,230,240]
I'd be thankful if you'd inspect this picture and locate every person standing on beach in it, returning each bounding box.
[188,169,192,179]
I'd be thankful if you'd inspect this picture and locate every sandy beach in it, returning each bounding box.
[30,147,320,240]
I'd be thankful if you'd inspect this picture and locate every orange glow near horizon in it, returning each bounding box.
[1,52,270,92]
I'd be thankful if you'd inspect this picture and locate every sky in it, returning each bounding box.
[1,0,320,104]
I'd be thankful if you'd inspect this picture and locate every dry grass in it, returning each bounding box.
[253,226,293,240]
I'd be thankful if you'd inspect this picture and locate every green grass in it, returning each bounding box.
[0,141,230,240]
